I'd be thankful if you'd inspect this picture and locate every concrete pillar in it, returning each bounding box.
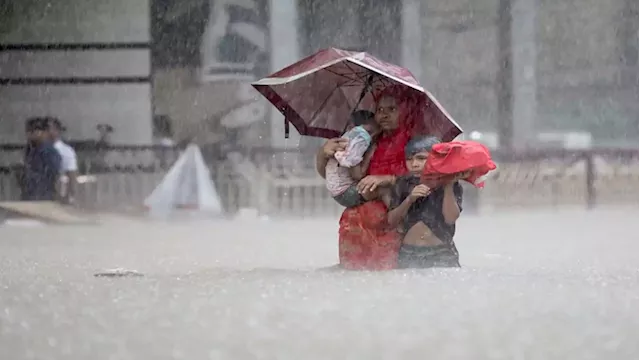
[401,0,423,83]
[510,0,537,149]
[496,0,513,150]
[268,0,301,148]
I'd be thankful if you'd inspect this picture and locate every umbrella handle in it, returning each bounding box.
[285,117,290,139]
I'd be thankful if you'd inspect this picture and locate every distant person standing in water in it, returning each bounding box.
[47,117,78,204]
[22,118,61,201]
[94,123,114,172]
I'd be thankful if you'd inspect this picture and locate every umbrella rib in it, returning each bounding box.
[344,62,378,85]
[307,83,342,129]
[345,61,371,83]
[335,61,360,77]
[345,63,389,96]
[323,68,362,84]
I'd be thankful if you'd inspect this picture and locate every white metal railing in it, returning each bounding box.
[0,154,637,216]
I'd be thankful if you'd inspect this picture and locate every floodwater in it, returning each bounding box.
[0,207,637,360]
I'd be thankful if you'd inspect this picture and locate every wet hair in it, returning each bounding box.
[97,124,114,133]
[46,117,65,131]
[25,117,50,132]
[405,136,441,158]
[349,110,376,127]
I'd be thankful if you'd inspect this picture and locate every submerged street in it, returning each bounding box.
[0,207,637,359]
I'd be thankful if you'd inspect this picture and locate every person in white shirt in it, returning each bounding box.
[47,117,79,204]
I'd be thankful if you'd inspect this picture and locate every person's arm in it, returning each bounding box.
[347,143,376,181]
[387,197,415,228]
[45,148,62,196]
[315,138,348,179]
[442,181,464,224]
[356,174,397,194]
[48,147,62,175]
[315,148,329,179]
[65,171,78,202]
[387,183,430,227]
[65,148,79,202]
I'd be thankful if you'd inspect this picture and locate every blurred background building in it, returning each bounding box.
[0,0,637,214]
[0,0,152,144]
[0,0,637,148]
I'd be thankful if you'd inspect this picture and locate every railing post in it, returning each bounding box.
[463,183,481,215]
[585,152,596,209]
[256,163,271,216]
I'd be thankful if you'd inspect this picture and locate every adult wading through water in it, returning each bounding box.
[316,86,427,270]
[252,48,462,269]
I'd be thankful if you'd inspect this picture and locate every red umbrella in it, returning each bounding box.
[252,47,462,141]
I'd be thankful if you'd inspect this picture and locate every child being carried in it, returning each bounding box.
[325,110,381,208]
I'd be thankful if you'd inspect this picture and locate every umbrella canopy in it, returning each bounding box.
[252,47,462,141]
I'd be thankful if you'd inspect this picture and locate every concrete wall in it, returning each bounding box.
[536,0,637,141]
[0,0,149,44]
[150,0,405,150]
[421,0,500,135]
[420,0,638,144]
[152,0,638,149]
[0,0,152,144]
[7,0,628,147]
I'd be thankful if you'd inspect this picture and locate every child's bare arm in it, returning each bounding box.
[387,185,430,227]
[387,197,414,228]
[347,146,375,181]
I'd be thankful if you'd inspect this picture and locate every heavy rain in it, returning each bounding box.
[0,0,638,359]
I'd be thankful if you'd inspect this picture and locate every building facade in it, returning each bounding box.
[421,0,638,147]
[150,0,419,150]
[0,0,153,144]
[0,0,636,147]
[153,0,638,149]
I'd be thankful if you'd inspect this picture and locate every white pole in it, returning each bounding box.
[510,0,537,149]
[268,0,301,148]
[401,0,423,83]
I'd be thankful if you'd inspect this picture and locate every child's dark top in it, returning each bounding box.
[389,174,464,245]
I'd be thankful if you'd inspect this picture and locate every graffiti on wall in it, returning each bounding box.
[199,0,270,138]
[200,0,269,82]
[151,0,270,145]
